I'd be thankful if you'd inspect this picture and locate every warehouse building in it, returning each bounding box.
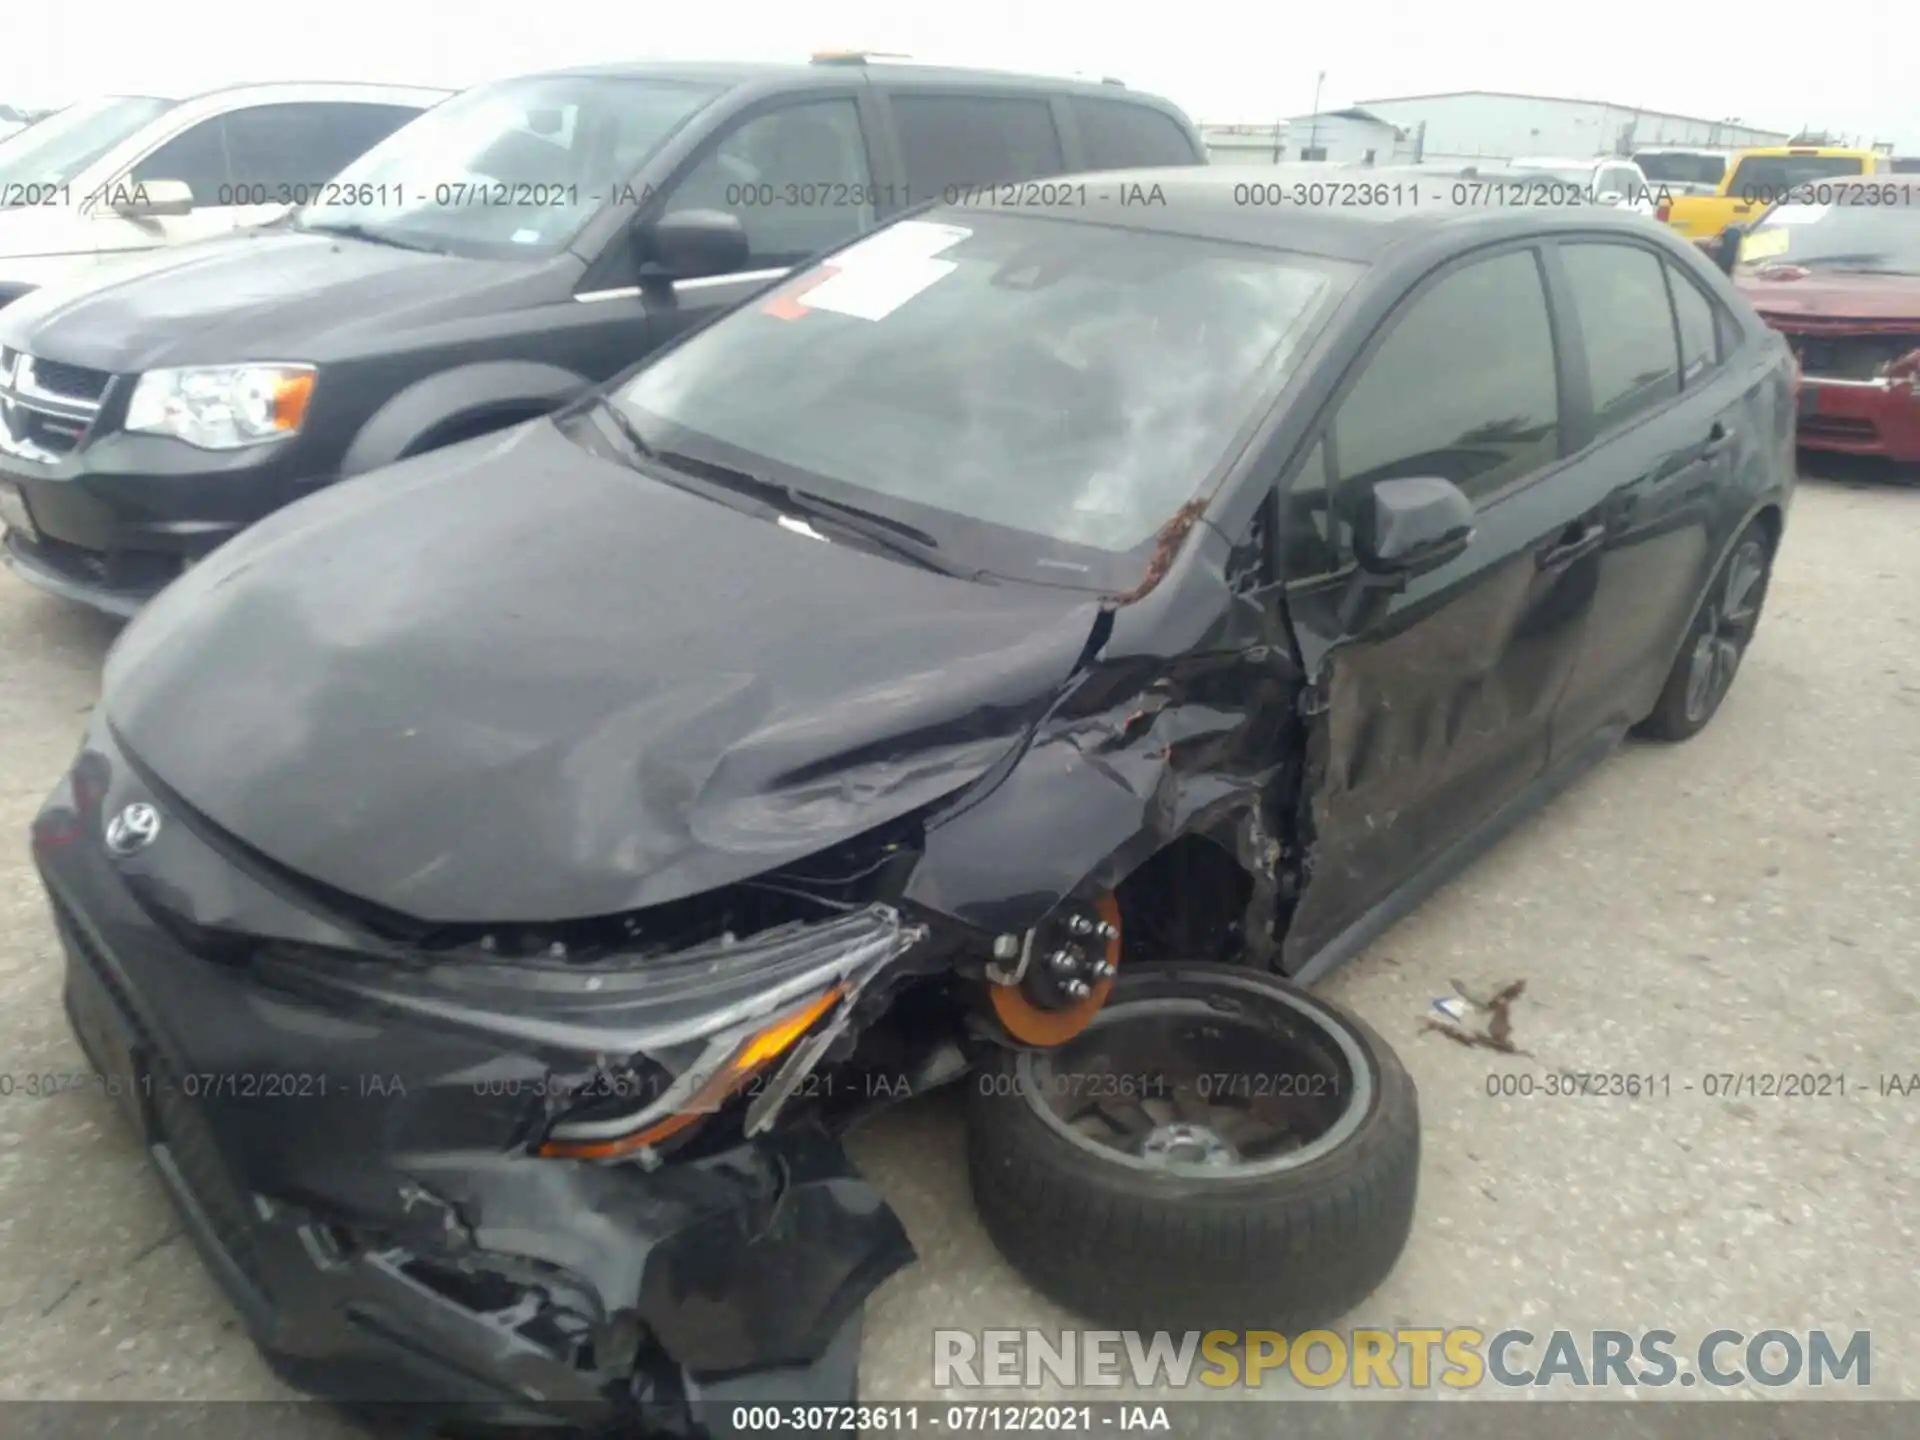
[1351,91,1790,163]
[1201,108,1417,166]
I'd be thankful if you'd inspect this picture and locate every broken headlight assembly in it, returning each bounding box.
[261,903,926,1163]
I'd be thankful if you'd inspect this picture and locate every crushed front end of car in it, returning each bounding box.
[32,719,950,1434]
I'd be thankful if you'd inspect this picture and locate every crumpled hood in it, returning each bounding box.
[0,227,539,372]
[103,417,1102,924]
[1738,269,1920,326]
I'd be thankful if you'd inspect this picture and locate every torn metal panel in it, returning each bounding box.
[904,524,1303,952]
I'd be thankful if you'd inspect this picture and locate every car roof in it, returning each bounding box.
[524,59,1188,110]
[175,81,453,106]
[945,165,1676,263]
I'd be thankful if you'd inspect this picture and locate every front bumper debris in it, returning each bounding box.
[35,752,917,1431]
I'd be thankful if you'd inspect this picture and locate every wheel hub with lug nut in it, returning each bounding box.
[1139,1121,1240,1169]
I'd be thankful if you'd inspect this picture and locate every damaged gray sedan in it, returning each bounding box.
[31,170,1793,1431]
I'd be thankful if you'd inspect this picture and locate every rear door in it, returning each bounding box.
[1541,239,1748,752]
[1275,243,1598,969]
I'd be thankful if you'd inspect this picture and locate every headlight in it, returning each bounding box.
[125,364,316,449]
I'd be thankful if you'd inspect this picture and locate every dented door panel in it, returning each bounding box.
[1279,475,1596,969]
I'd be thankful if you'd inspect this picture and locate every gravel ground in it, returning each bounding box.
[0,464,1914,1416]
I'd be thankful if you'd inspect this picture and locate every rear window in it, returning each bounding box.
[1634,151,1727,187]
[1729,154,1865,199]
[1070,98,1200,170]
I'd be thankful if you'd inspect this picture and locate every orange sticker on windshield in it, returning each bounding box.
[762,267,839,320]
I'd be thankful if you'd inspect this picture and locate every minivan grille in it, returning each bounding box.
[0,346,112,460]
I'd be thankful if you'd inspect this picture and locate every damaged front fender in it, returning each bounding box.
[902,524,1304,959]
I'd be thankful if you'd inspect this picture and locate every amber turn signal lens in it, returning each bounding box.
[537,985,845,1161]
[271,370,316,431]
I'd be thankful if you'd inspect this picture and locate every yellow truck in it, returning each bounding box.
[1658,145,1891,240]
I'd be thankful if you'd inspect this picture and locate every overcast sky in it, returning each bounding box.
[6,2,1915,149]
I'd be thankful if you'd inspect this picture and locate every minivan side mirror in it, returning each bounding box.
[112,179,194,219]
[1354,475,1476,578]
[637,209,750,281]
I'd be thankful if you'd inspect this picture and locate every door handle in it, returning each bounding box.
[1701,423,1737,458]
[1537,519,1606,570]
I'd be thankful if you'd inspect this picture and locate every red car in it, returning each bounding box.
[1714,191,1920,462]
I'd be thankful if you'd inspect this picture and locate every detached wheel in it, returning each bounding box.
[966,964,1418,1334]
[1637,520,1774,742]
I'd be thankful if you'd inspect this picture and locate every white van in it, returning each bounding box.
[0,83,447,306]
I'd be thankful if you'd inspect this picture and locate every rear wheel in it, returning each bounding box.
[1637,520,1773,742]
[966,963,1419,1334]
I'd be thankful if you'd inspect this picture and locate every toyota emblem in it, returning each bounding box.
[104,802,162,856]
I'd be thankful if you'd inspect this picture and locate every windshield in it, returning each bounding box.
[1634,152,1726,187]
[611,210,1354,589]
[295,75,722,258]
[1739,195,1920,274]
[0,95,177,197]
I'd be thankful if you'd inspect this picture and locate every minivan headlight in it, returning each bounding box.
[125,364,316,449]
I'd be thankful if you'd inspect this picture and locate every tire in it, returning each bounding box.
[1636,519,1774,742]
[965,963,1419,1334]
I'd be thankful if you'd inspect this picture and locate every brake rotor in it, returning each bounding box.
[990,892,1121,1046]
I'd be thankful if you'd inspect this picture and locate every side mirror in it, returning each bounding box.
[111,179,194,219]
[1353,475,1476,578]
[1596,190,1624,207]
[637,209,749,281]
[1707,224,1746,275]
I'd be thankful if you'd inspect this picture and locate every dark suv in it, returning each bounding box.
[0,58,1203,615]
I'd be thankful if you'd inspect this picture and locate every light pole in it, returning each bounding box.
[1308,70,1326,158]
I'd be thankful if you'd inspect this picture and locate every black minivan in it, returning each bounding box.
[0,58,1203,614]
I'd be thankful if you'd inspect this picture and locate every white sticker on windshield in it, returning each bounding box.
[801,258,957,321]
[791,220,972,321]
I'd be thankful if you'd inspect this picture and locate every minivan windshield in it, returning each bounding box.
[612,210,1354,589]
[294,75,722,258]
[0,95,177,198]
[1740,194,1920,275]
[1634,151,1727,187]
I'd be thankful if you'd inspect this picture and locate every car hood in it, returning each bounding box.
[1737,269,1920,326]
[0,203,99,263]
[0,227,542,372]
[103,417,1104,925]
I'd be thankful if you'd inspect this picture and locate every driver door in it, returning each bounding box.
[1275,244,1598,973]
[601,94,883,356]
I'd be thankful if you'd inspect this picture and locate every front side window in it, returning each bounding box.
[892,95,1065,195]
[130,115,233,198]
[612,211,1355,588]
[1560,243,1681,432]
[138,103,426,201]
[1331,249,1560,506]
[293,75,722,258]
[656,99,873,270]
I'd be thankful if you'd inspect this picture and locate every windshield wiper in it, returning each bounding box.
[590,395,659,461]
[652,449,986,581]
[295,220,441,254]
